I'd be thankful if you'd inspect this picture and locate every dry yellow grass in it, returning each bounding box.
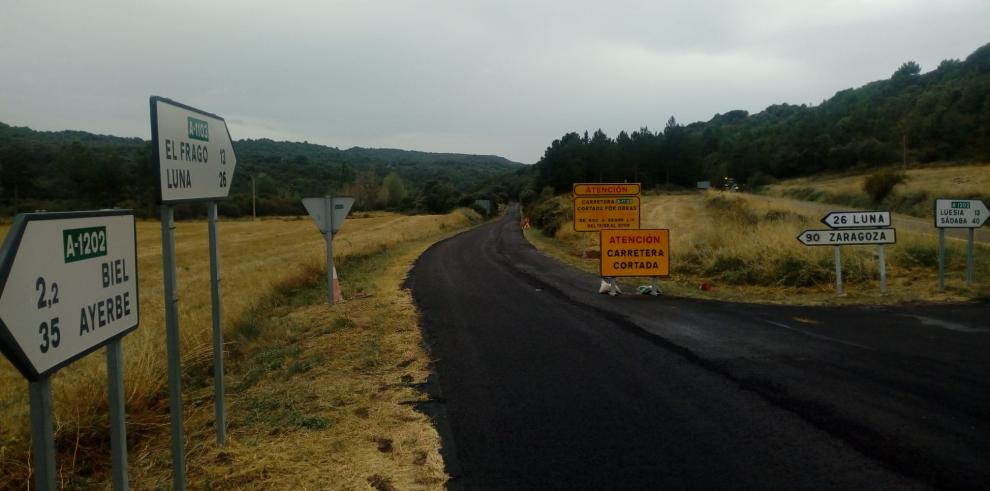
[0,209,480,489]
[530,192,988,305]
[765,163,990,198]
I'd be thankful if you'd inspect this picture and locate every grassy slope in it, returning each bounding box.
[526,192,989,305]
[0,210,481,489]
[762,162,990,218]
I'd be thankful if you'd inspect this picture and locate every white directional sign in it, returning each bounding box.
[934,199,988,228]
[150,96,237,202]
[821,211,891,229]
[303,197,355,235]
[797,228,896,246]
[0,211,138,380]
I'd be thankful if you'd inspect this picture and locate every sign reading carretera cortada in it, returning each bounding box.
[150,96,237,203]
[600,229,670,277]
[0,210,138,380]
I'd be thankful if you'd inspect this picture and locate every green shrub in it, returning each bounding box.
[705,255,763,284]
[894,243,939,268]
[863,171,907,205]
[775,254,831,287]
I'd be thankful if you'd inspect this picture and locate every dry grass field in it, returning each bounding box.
[0,209,481,489]
[528,192,989,305]
[762,162,990,218]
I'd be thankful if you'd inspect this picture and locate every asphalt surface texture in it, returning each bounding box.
[406,205,990,490]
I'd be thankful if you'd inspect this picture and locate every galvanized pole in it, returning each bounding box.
[834,246,844,296]
[208,201,225,445]
[325,196,334,305]
[251,176,256,221]
[160,204,186,491]
[28,376,56,491]
[966,228,975,288]
[106,338,129,491]
[937,228,945,292]
[878,245,887,295]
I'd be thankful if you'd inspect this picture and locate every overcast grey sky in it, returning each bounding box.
[1,1,988,163]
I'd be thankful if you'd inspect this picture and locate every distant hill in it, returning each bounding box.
[0,122,524,217]
[532,42,990,193]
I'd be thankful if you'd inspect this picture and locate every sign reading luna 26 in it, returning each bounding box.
[0,211,138,380]
[150,96,237,202]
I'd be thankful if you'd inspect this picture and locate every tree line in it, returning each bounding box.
[532,43,990,193]
[0,125,522,218]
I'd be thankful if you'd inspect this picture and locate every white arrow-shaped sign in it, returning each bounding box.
[797,228,897,246]
[302,197,355,235]
[821,211,891,229]
[0,211,139,380]
[934,199,988,229]
[150,96,237,203]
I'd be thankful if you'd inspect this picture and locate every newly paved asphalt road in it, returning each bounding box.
[407,206,990,490]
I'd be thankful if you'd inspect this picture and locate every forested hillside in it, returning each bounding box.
[534,42,990,192]
[0,124,523,217]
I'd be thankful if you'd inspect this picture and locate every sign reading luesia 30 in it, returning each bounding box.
[934,199,988,228]
[150,96,237,202]
[600,229,670,277]
[0,211,138,380]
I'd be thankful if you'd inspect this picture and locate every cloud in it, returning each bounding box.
[1,0,988,163]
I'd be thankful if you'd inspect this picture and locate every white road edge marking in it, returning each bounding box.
[908,315,990,333]
[762,319,876,351]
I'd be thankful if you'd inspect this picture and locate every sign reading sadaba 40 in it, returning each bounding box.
[600,229,670,277]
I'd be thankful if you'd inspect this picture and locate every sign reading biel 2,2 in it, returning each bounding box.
[0,211,138,380]
[150,96,237,202]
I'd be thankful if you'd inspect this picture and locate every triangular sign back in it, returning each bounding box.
[302,197,354,234]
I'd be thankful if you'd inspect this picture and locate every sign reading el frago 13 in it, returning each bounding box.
[0,211,139,380]
[151,96,237,203]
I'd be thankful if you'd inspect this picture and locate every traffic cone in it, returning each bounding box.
[332,265,343,302]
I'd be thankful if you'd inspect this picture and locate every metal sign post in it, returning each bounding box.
[834,246,844,296]
[933,199,987,290]
[151,96,238,488]
[107,338,128,491]
[159,204,185,490]
[878,245,888,295]
[302,196,356,305]
[29,377,56,491]
[332,196,334,305]
[938,228,946,292]
[208,201,225,444]
[0,210,139,490]
[800,210,896,296]
[967,228,975,288]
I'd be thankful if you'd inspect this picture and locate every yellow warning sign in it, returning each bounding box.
[573,183,641,197]
[574,196,641,231]
[600,229,670,277]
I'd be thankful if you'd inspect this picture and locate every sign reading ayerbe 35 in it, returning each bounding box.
[0,211,138,380]
[150,96,237,202]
